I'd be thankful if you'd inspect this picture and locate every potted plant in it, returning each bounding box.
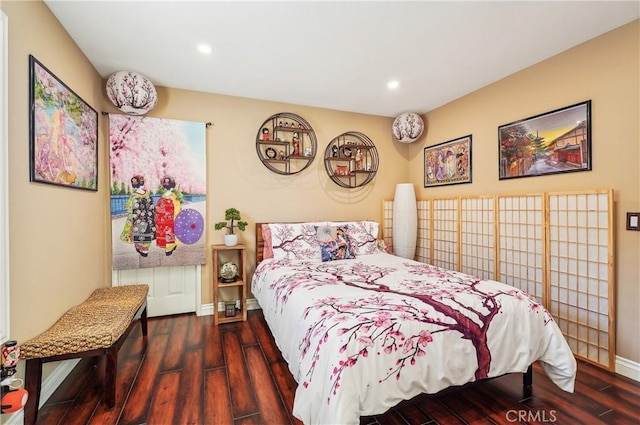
[214,207,248,246]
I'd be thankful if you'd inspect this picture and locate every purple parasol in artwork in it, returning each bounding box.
[175,208,204,244]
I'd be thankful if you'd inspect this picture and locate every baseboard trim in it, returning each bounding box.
[6,358,80,424]
[199,302,214,316]
[615,355,640,381]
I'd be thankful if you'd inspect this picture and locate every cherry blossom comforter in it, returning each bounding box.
[252,253,577,425]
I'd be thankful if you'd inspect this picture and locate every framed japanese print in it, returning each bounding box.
[424,135,472,187]
[29,55,98,191]
[499,100,591,180]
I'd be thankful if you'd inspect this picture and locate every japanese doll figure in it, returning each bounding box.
[155,176,182,256]
[292,132,300,156]
[120,175,156,257]
[354,149,364,170]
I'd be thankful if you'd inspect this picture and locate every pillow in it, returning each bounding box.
[377,238,393,254]
[268,222,324,261]
[341,221,380,255]
[261,224,273,259]
[315,225,355,262]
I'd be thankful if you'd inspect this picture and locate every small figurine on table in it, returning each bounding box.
[277,150,285,160]
[332,145,339,157]
[261,127,270,141]
[292,133,300,156]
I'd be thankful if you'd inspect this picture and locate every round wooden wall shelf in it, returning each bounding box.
[256,112,317,175]
[324,131,378,188]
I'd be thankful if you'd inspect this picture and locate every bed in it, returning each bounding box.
[252,221,577,425]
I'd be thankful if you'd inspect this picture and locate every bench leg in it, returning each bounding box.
[24,359,43,425]
[140,306,148,337]
[105,347,118,409]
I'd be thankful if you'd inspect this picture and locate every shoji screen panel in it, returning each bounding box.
[415,200,431,264]
[460,196,496,280]
[385,189,615,371]
[432,198,458,270]
[547,190,614,370]
[497,194,545,303]
[381,199,394,249]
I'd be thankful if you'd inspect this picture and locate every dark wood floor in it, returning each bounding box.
[33,310,639,425]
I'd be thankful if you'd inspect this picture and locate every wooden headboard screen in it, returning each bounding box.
[255,223,266,265]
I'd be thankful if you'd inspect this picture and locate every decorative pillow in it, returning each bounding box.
[261,224,273,259]
[315,225,355,262]
[377,239,393,254]
[342,221,380,255]
[268,222,324,261]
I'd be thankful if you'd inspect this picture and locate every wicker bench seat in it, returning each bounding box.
[21,284,149,425]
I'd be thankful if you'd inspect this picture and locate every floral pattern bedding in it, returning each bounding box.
[252,253,577,425]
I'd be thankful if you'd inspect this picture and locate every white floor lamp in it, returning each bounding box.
[392,183,417,259]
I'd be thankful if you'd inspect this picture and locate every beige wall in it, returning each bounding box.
[2,0,406,348]
[3,0,110,382]
[4,1,108,339]
[408,21,640,363]
[129,88,406,305]
[3,0,638,381]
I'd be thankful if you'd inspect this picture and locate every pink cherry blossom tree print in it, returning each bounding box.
[264,260,549,401]
[109,115,206,195]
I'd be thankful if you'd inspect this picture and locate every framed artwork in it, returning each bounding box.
[499,100,591,180]
[29,55,98,191]
[424,135,472,187]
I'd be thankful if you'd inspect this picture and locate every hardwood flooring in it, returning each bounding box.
[32,311,639,425]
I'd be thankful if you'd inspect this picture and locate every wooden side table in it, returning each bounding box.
[211,244,247,325]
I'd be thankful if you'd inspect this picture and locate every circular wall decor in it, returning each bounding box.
[255,112,317,175]
[392,112,424,143]
[324,131,378,188]
[106,71,158,115]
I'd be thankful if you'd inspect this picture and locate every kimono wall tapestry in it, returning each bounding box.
[109,114,207,270]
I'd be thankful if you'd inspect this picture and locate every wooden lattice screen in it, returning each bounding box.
[382,189,615,371]
[547,191,614,368]
[461,196,496,281]
[497,194,545,303]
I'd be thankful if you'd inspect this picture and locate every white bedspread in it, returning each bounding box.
[252,253,576,425]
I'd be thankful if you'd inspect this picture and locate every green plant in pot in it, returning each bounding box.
[215,208,248,246]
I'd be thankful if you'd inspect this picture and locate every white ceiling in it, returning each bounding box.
[44,1,639,118]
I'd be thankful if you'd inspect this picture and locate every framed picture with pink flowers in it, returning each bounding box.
[29,55,98,191]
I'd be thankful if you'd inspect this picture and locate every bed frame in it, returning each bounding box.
[256,222,269,265]
[254,223,533,390]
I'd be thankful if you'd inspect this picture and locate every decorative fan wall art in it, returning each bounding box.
[106,71,158,115]
[392,112,424,143]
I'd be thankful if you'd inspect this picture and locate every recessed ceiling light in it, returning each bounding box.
[197,44,212,55]
[387,80,399,90]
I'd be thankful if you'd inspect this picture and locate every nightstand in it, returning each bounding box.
[211,244,247,325]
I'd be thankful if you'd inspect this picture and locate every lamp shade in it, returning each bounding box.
[106,71,158,115]
[392,112,424,143]
[392,183,418,259]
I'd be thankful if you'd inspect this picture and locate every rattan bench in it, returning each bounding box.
[21,284,149,425]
